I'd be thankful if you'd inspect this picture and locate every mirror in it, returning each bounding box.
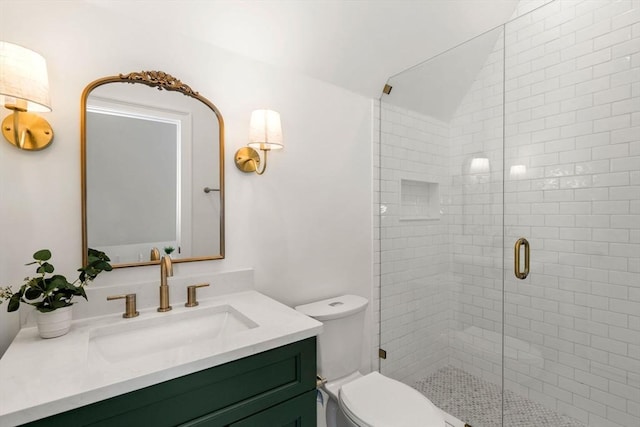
[81,71,225,268]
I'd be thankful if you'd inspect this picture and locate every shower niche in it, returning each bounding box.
[399,179,440,221]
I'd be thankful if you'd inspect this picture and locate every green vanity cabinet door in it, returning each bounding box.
[229,390,316,427]
[183,389,316,427]
[21,337,317,427]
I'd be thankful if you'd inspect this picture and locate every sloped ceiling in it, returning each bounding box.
[86,0,518,109]
[383,26,504,122]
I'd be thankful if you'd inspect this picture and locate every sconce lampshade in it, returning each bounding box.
[248,109,283,151]
[0,41,51,112]
[510,164,527,178]
[470,156,490,174]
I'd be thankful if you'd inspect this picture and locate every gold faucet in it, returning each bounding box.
[158,255,173,312]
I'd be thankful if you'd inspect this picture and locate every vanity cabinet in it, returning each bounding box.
[22,337,317,427]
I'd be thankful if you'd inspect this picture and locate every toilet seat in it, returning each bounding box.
[338,372,445,427]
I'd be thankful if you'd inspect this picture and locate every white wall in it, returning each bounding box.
[0,0,373,362]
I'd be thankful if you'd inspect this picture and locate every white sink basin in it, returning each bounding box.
[0,290,323,427]
[89,304,258,364]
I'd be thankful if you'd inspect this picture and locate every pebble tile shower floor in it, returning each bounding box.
[414,366,585,427]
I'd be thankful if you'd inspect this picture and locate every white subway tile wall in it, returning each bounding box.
[503,2,639,426]
[377,101,453,385]
[376,1,639,426]
[447,21,506,392]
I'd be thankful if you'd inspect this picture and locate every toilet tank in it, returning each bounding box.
[295,295,368,381]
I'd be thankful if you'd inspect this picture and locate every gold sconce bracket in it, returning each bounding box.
[2,111,54,150]
[234,146,262,173]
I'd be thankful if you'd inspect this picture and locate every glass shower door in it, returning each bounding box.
[503,1,640,426]
[378,26,506,427]
[379,1,639,426]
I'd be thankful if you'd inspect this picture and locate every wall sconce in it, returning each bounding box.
[234,109,283,175]
[0,41,53,151]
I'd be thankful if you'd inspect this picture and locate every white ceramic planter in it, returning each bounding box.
[36,306,73,339]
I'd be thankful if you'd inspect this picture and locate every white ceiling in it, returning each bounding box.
[86,0,519,101]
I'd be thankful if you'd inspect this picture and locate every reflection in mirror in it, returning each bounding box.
[81,71,225,268]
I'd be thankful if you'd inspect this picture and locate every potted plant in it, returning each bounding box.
[0,248,112,338]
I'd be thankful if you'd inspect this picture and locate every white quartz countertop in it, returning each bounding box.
[0,290,322,426]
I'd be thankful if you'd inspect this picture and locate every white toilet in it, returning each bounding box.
[296,295,445,427]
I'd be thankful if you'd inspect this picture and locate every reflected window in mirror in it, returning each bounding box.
[81,71,225,268]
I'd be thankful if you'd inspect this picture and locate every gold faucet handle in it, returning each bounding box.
[185,283,210,307]
[107,293,140,318]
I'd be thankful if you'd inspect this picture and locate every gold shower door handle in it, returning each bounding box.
[514,238,530,280]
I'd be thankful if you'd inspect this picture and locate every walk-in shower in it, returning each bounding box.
[376,1,639,426]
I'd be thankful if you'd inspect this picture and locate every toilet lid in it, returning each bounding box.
[339,372,444,427]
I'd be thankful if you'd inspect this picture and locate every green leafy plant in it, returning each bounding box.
[0,248,112,313]
[163,246,175,255]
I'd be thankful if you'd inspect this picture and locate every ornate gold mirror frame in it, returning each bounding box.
[81,71,225,268]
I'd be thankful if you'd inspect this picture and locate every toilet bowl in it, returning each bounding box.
[296,295,445,427]
[337,372,444,427]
